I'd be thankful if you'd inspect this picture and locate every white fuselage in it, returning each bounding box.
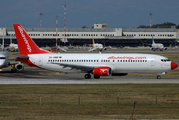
[93,44,103,50]
[152,43,164,50]
[9,43,18,50]
[28,53,172,74]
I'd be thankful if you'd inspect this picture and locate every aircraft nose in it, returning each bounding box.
[171,62,178,70]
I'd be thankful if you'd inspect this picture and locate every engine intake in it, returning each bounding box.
[15,63,24,72]
[93,67,112,76]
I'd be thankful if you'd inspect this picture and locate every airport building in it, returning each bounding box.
[0,24,178,47]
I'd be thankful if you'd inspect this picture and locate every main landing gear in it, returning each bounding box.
[84,74,91,79]
[84,74,100,79]
[156,75,161,79]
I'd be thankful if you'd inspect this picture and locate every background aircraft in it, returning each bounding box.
[0,31,24,72]
[6,35,19,52]
[150,36,167,51]
[88,36,107,52]
[14,24,178,79]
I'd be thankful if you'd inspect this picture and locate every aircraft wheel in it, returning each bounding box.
[84,74,91,79]
[157,75,161,79]
[94,76,100,79]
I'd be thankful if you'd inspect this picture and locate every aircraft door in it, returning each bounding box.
[39,57,43,66]
[151,57,155,66]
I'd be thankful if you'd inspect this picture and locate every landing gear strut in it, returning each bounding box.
[157,75,161,79]
[84,74,91,79]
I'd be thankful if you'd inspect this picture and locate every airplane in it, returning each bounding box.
[0,30,24,72]
[13,24,178,79]
[6,35,19,52]
[150,36,167,51]
[88,36,107,52]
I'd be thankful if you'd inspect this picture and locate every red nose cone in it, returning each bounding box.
[171,62,178,70]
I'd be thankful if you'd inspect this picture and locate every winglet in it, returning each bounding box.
[13,24,53,56]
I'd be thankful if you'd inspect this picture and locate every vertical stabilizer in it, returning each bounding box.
[13,24,53,56]
[2,31,5,52]
[92,36,95,47]
[152,36,155,44]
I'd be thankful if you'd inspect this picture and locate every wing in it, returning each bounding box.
[51,62,106,73]
[7,61,21,66]
[8,53,29,58]
[58,47,67,52]
[88,48,97,52]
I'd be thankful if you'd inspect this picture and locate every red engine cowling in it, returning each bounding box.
[93,67,112,76]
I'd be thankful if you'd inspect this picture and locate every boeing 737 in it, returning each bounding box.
[13,24,178,79]
[150,36,167,51]
[0,31,24,72]
[88,36,107,52]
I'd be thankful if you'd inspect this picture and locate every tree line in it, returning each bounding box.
[82,22,179,28]
[137,22,179,28]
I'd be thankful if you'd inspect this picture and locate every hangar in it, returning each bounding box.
[0,24,178,47]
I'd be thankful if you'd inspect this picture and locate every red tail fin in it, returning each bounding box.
[13,24,53,56]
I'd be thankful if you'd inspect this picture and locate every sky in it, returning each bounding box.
[0,0,179,28]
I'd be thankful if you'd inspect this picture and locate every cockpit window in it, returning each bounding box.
[0,57,6,59]
[161,58,170,62]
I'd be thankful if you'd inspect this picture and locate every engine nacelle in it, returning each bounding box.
[103,47,107,50]
[112,73,128,76]
[15,63,24,72]
[93,67,112,76]
[164,47,167,50]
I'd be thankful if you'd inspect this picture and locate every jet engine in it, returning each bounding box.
[93,67,112,76]
[164,47,167,50]
[15,63,24,72]
[103,47,107,50]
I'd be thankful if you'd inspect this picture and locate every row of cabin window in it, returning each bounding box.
[48,59,147,63]
[124,34,175,37]
[49,59,99,62]
[118,60,147,62]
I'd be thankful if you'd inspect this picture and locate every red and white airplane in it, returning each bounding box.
[13,24,178,79]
